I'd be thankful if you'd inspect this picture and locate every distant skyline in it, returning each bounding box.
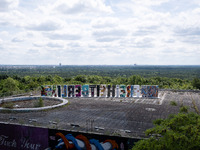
[0,0,200,65]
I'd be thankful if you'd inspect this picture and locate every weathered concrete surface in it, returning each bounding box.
[0,91,199,138]
[0,96,68,112]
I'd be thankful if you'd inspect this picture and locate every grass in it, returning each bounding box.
[170,100,177,106]
[34,97,44,107]
[180,106,189,113]
[1,102,14,109]
[191,95,200,114]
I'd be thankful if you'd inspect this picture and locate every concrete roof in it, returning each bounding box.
[0,91,199,138]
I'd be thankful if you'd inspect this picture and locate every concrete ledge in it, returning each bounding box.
[0,96,68,112]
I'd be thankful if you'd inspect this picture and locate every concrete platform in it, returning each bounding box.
[0,91,199,138]
[0,96,68,112]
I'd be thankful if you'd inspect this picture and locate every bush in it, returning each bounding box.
[132,112,200,150]
[170,101,177,106]
[34,97,44,107]
[1,102,14,109]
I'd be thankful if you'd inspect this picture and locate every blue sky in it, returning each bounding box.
[0,0,200,65]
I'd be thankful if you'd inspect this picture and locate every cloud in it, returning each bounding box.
[28,49,39,54]
[132,0,169,6]
[0,21,9,26]
[11,37,24,42]
[133,38,155,48]
[46,42,63,48]
[0,0,200,65]
[26,21,59,31]
[92,28,128,42]
[56,3,87,14]
[0,39,3,44]
[133,26,159,36]
[181,37,200,45]
[55,0,113,14]
[174,27,200,36]
[96,37,119,42]
[33,42,44,47]
[91,17,118,28]
[93,29,128,37]
[46,33,82,40]
[0,0,18,12]
[68,42,80,47]
[152,0,199,13]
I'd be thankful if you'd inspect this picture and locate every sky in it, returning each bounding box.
[0,0,200,65]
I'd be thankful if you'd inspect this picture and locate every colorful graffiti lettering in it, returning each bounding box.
[141,85,158,98]
[120,85,126,97]
[82,85,89,97]
[41,85,159,98]
[55,132,118,150]
[41,85,52,97]
[100,84,106,97]
[52,85,57,97]
[75,85,81,97]
[126,85,131,97]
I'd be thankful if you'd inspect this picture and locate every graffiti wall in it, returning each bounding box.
[0,123,138,150]
[141,85,158,98]
[41,85,52,97]
[0,123,48,150]
[49,129,138,150]
[41,85,159,98]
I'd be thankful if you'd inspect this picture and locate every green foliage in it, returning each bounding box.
[170,101,177,106]
[74,75,87,83]
[34,97,44,107]
[132,112,200,150]
[180,106,189,113]
[53,75,63,84]
[1,101,14,109]
[1,65,199,79]
[0,66,199,97]
[1,77,19,96]
[192,78,200,89]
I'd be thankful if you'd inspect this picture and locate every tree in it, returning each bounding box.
[1,77,19,96]
[53,75,63,84]
[129,75,137,85]
[132,112,200,150]
[192,78,200,89]
[74,75,87,83]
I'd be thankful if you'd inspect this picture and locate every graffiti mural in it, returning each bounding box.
[68,85,75,97]
[57,85,61,97]
[0,123,48,150]
[100,84,106,97]
[0,123,138,150]
[126,85,131,97]
[62,85,67,98]
[147,85,158,97]
[107,85,116,97]
[41,85,52,97]
[75,85,81,97]
[82,85,89,97]
[141,85,158,98]
[52,85,57,97]
[133,85,140,97]
[89,85,96,97]
[49,129,138,150]
[55,133,118,150]
[120,85,126,97]
[41,85,158,98]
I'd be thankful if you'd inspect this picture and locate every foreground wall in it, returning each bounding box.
[0,123,138,150]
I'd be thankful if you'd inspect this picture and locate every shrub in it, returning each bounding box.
[2,102,14,109]
[34,97,44,107]
[170,101,177,106]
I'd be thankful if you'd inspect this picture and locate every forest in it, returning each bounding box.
[0,65,200,97]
